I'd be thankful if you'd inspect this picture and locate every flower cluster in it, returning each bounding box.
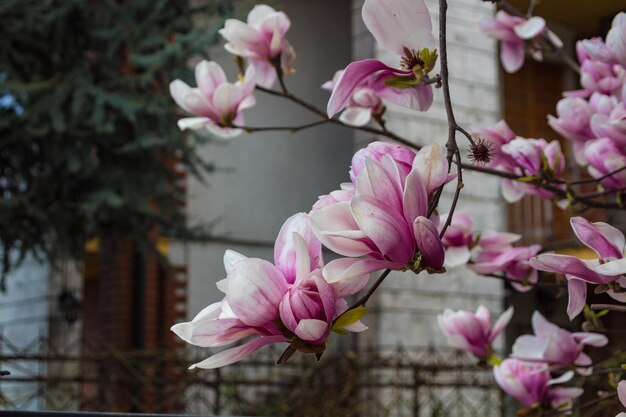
[530,216,626,318]
[439,210,541,291]
[473,120,566,203]
[439,307,606,413]
[171,213,369,369]
[548,13,626,191]
[169,5,296,138]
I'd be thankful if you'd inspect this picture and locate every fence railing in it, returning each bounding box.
[0,336,504,417]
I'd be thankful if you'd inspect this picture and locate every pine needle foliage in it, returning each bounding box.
[0,0,234,285]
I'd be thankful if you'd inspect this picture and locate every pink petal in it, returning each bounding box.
[618,381,626,408]
[247,4,277,26]
[529,253,613,284]
[309,201,373,257]
[169,80,214,117]
[512,334,549,360]
[274,213,322,283]
[402,169,428,225]
[513,16,545,39]
[351,195,415,263]
[501,178,525,202]
[412,144,450,195]
[249,58,277,88]
[592,258,626,276]
[491,306,514,341]
[227,259,288,326]
[171,317,258,348]
[190,335,286,369]
[339,107,372,126]
[570,217,624,260]
[500,41,525,73]
[375,82,434,112]
[195,60,227,98]
[413,216,445,270]
[531,311,558,337]
[322,258,388,297]
[572,332,608,347]
[566,278,587,319]
[294,319,328,342]
[327,59,395,117]
[362,0,435,55]
[445,246,471,267]
[223,249,247,275]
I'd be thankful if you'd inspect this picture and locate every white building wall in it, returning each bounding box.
[351,0,507,352]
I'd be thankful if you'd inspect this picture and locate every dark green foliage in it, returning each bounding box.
[0,0,234,284]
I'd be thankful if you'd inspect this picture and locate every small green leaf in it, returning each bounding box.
[332,306,366,331]
[518,176,537,183]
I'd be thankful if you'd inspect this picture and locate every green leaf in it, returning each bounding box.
[331,306,366,331]
[331,329,349,336]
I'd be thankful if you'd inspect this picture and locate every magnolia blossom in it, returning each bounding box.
[219,5,295,88]
[169,60,255,138]
[568,40,625,98]
[327,0,437,117]
[530,217,626,319]
[512,311,608,375]
[440,211,474,267]
[349,141,416,181]
[494,359,582,410]
[437,306,513,358]
[310,143,451,278]
[470,244,541,292]
[584,138,626,191]
[480,11,557,73]
[322,70,383,127]
[500,138,566,203]
[171,213,368,369]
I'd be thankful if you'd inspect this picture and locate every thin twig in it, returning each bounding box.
[234,119,329,133]
[591,303,626,313]
[569,166,626,185]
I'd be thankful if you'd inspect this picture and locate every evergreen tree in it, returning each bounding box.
[0,0,234,287]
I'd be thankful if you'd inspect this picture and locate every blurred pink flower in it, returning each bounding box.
[438,305,513,358]
[323,70,384,127]
[584,138,626,191]
[470,244,541,292]
[472,120,516,168]
[219,5,295,88]
[512,311,608,374]
[169,60,255,138]
[440,211,474,267]
[494,359,582,410]
[481,11,554,73]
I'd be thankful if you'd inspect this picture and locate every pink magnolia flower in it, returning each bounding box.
[500,138,566,202]
[440,211,474,267]
[472,120,516,168]
[481,11,554,73]
[437,305,513,358]
[512,311,608,375]
[171,213,367,369]
[530,217,626,319]
[470,244,542,292]
[327,0,437,117]
[589,92,619,116]
[584,138,626,191]
[169,60,255,138]
[322,70,384,127]
[477,230,522,250]
[494,359,583,410]
[310,143,450,278]
[219,5,295,88]
[578,37,618,66]
[567,49,624,98]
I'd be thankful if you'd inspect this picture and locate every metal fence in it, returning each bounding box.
[0,335,503,417]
